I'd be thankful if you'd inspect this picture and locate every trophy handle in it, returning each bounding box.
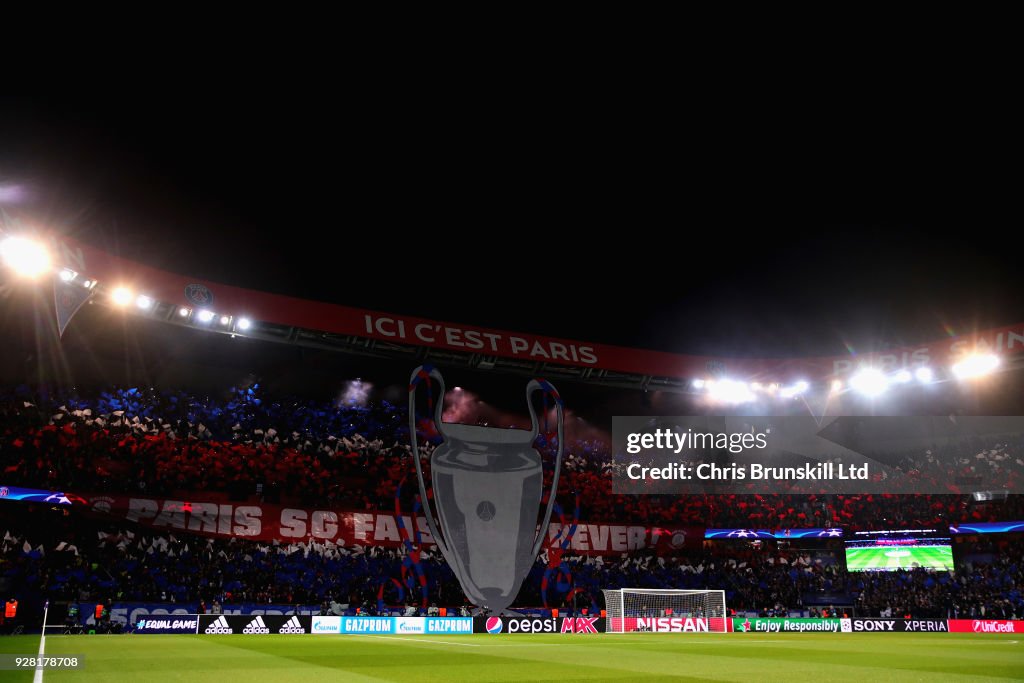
[526,379,565,558]
[408,365,453,563]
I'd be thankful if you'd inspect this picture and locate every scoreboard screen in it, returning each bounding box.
[845,529,954,572]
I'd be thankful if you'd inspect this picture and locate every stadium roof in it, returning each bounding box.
[1,96,1021,362]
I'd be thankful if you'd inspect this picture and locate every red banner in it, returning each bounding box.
[947,619,1024,633]
[51,236,1024,382]
[78,493,699,555]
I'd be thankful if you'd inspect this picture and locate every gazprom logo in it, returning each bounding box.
[184,283,214,306]
[485,617,503,634]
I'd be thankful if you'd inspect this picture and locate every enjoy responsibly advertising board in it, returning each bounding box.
[731,618,843,633]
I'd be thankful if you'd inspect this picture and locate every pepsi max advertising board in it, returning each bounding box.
[475,616,605,634]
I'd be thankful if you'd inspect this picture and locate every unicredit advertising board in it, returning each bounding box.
[947,620,1024,633]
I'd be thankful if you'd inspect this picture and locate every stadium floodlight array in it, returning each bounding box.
[0,231,1014,396]
[602,589,727,633]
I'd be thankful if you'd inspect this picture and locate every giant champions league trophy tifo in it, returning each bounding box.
[408,365,564,616]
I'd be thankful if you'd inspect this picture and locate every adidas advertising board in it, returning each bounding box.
[243,616,271,634]
[277,615,307,634]
[204,615,233,634]
[198,614,312,635]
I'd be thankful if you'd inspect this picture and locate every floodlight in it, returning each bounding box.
[850,368,889,397]
[952,354,1000,379]
[0,236,50,278]
[111,287,133,306]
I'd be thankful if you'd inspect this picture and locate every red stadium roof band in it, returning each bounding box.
[6,232,1024,393]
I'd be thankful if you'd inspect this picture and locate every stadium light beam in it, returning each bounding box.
[850,368,889,397]
[895,369,912,383]
[136,295,153,310]
[197,310,215,323]
[0,236,51,278]
[952,354,1000,380]
[219,315,231,325]
[236,317,251,330]
[178,307,191,317]
[58,268,77,282]
[915,366,934,383]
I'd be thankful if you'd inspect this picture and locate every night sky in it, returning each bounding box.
[1,95,1019,360]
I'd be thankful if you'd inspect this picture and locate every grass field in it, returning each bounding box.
[1,632,1022,682]
[845,544,955,571]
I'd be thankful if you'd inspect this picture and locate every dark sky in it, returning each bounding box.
[1,95,1018,359]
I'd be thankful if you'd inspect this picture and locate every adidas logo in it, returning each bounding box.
[242,616,271,634]
[278,615,306,634]
[205,616,233,634]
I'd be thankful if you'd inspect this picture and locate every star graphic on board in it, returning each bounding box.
[742,619,752,632]
[727,529,756,538]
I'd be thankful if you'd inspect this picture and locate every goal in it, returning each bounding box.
[602,589,727,633]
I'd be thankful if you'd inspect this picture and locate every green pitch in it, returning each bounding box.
[845,544,955,571]
[1,632,1021,682]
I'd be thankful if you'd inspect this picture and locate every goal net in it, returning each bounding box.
[602,589,727,633]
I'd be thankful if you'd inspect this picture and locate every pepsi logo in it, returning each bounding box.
[485,617,503,634]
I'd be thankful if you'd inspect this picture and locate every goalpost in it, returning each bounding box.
[602,589,727,633]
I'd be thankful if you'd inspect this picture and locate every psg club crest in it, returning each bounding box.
[409,366,564,616]
[184,283,214,306]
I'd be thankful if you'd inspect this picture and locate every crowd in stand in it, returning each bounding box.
[2,385,1023,530]
[1,505,1021,620]
[1,383,1023,624]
